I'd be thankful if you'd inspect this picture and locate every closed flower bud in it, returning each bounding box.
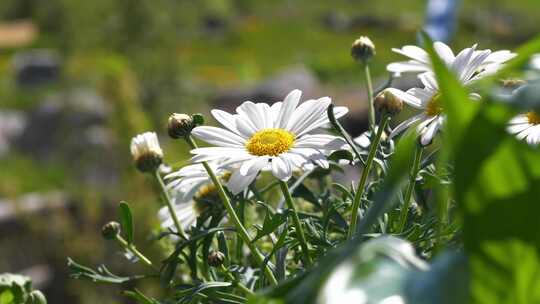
[351,36,375,62]
[207,250,226,267]
[130,132,163,173]
[375,90,403,115]
[500,78,526,89]
[168,113,195,139]
[102,221,121,240]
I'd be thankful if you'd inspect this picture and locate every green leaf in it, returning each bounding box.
[428,32,540,302]
[253,206,289,242]
[67,258,147,284]
[118,201,134,244]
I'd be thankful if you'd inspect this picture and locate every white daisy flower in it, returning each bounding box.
[158,182,222,232]
[190,89,348,194]
[386,43,513,146]
[387,41,515,77]
[165,162,227,202]
[507,111,540,146]
[130,132,163,172]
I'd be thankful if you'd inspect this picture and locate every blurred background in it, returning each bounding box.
[0,0,538,302]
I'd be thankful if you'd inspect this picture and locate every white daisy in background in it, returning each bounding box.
[387,41,515,77]
[165,162,227,202]
[159,162,229,232]
[190,89,348,194]
[507,111,540,146]
[130,131,163,172]
[530,54,540,71]
[386,43,514,146]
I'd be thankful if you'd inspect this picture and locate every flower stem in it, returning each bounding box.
[364,63,376,132]
[186,136,278,286]
[154,169,186,239]
[115,234,154,268]
[219,265,254,295]
[278,180,312,267]
[347,114,389,240]
[396,145,423,233]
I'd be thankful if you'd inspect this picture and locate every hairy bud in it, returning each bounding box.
[207,250,226,267]
[101,221,121,240]
[168,113,195,139]
[374,90,403,115]
[351,36,375,62]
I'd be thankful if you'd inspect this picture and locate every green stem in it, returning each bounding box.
[115,235,154,268]
[278,180,312,267]
[219,265,254,295]
[364,63,376,132]
[186,136,278,286]
[397,145,423,233]
[347,114,390,240]
[154,170,186,239]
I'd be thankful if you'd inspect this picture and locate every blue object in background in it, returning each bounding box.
[424,0,460,42]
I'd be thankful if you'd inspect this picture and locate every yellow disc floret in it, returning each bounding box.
[425,94,443,117]
[527,111,540,125]
[246,128,295,156]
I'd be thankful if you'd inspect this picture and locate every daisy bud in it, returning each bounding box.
[130,132,163,173]
[500,79,526,89]
[374,90,403,115]
[207,250,226,267]
[168,113,195,139]
[351,36,375,62]
[101,221,121,240]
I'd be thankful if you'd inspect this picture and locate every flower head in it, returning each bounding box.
[351,36,375,62]
[387,41,515,77]
[189,89,348,193]
[507,111,540,146]
[386,43,514,146]
[130,132,163,173]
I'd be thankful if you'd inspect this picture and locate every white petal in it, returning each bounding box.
[239,156,270,176]
[287,97,332,136]
[276,89,302,129]
[390,114,424,138]
[227,170,258,194]
[211,109,246,138]
[420,117,443,146]
[236,101,269,130]
[386,88,424,109]
[192,126,245,147]
[509,114,528,124]
[392,45,429,63]
[387,61,429,74]
[433,41,455,66]
[271,156,292,181]
[507,123,531,135]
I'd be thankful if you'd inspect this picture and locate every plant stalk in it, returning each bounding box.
[115,235,154,268]
[347,114,390,240]
[397,145,423,233]
[278,180,312,267]
[154,170,186,239]
[364,63,376,132]
[186,136,278,285]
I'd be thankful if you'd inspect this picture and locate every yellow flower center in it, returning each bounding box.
[425,94,443,117]
[527,111,540,125]
[193,172,230,215]
[246,128,295,156]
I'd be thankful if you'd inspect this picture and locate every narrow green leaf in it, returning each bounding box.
[118,201,134,244]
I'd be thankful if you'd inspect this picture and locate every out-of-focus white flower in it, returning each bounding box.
[130,132,163,172]
[190,89,348,193]
[386,43,512,146]
[159,179,225,232]
[387,41,515,77]
[530,54,540,71]
[507,111,540,146]
[165,162,227,202]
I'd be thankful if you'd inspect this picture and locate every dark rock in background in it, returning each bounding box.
[12,88,119,188]
[12,49,61,87]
